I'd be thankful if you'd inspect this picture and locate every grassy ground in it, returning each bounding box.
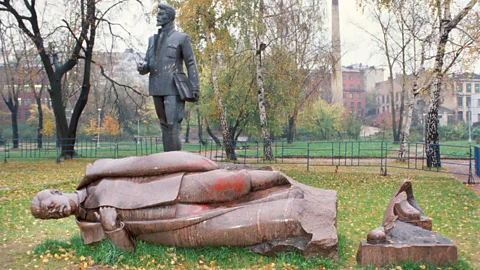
[0,160,478,269]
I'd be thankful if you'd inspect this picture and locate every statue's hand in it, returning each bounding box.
[96,207,118,231]
[193,90,200,102]
[137,62,146,73]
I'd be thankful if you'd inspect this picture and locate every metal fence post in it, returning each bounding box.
[307,142,310,171]
[56,141,60,164]
[243,141,247,165]
[468,145,475,184]
[3,141,7,163]
[380,141,384,175]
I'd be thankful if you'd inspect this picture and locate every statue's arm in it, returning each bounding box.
[181,35,200,100]
[96,207,135,251]
[137,37,152,75]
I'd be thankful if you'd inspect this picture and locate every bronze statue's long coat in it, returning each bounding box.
[140,26,199,96]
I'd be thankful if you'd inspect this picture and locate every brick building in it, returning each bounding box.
[342,67,365,117]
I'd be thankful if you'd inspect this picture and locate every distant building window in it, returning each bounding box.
[382,106,385,112]
[349,76,352,80]
[457,97,463,106]
[458,111,464,121]
[357,93,361,98]
[475,84,480,93]
[349,84,353,89]
[387,106,390,112]
[357,85,360,90]
[343,93,346,98]
[467,97,471,106]
[350,102,354,108]
[349,93,353,98]
[386,96,390,103]
[357,75,360,80]
[18,98,22,106]
[24,111,30,119]
[342,75,346,80]
[466,84,472,92]
[457,84,463,92]
[24,98,32,106]
[358,102,361,108]
[382,96,385,103]
[478,99,480,107]
[343,84,346,90]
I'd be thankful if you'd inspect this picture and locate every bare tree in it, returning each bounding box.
[0,24,32,148]
[0,0,145,157]
[421,0,477,167]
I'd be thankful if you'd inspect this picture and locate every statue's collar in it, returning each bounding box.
[75,189,88,219]
[159,22,175,36]
[76,188,87,204]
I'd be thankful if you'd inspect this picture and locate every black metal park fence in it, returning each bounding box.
[0,137,476,184]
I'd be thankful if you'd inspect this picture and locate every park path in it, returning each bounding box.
[443,162,480,197]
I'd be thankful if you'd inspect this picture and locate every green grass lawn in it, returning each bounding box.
[0,160,478,269]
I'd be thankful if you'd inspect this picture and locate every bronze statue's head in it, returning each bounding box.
[31,189,76,219]
[157,3,175,27]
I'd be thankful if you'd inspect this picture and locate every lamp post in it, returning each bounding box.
[423,113,427,142]
[97,108,101,148]
[468,98,472,144]
[137,119,140,145]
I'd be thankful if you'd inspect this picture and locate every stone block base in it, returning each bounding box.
[356,222,457,267]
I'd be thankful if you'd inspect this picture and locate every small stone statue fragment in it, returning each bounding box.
[356,179,457,267]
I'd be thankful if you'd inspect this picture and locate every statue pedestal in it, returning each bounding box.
[356,222,457,267]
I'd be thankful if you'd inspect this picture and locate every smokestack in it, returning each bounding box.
[331,0,343,104]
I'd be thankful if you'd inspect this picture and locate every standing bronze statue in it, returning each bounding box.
[137,3,199,151]
[31,152,338,258]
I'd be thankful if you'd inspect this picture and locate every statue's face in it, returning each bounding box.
[156,8,172,27]
[33,190,74,219]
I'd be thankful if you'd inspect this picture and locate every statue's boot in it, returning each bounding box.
[161,124,182,152]
[394,200,421,221]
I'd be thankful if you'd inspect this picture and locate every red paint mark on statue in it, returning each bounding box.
[214,176,244,193]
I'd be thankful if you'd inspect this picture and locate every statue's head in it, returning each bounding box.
[157,3,176,27]
[31,189,76,219]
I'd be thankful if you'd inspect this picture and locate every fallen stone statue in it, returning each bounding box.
[356,179,457,267]
[31,151,338,258]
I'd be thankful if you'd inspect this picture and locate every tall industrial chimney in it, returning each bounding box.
[331,0,343,104]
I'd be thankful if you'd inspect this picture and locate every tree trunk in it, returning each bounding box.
[388,69,399,142]
[287,114,296,143]
[196,107,206,145]
[11,107,19,148]
[255,43,273,160]
[205,117,222,147]
[206,28,236,160]
[426,76,442,168]
[399,84,415,160]
[184,110,190,143]
[35,95,44,149]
